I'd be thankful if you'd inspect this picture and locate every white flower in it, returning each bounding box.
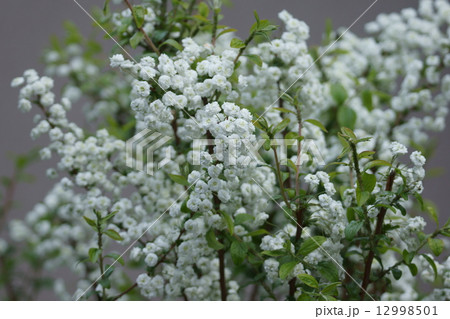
[410,151,426,167]
[144,253,158,267]
[390,141,408,155]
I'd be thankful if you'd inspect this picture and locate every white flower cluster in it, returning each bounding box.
[7,0,450,301]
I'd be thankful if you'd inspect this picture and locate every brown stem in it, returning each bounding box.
[360,170,396,300]
[0,170,17,232]
[123,0,161,55]
[218,247,227,301]
[113,282,137,301]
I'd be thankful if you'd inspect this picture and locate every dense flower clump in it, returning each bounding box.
[3,0,450,301]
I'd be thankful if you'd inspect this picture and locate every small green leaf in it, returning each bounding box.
[407,263,418,276]
[392,268,402,280]
[230,38,245,49]
[246,229,270,237]
[246,54,262,67]
[361,90,373,111]
[298,236,326,256]
[133,5,146,28]
[217,28,237,39]
[321,282,341,295]
[102,211,118,223]
[361,172,376,193]
[330,83,348,105]
[279,261,297,280]
[317,261,339,282]
[345,220,363,241]
[129,31,144,49]
[234,213,254,225]
[421,254,438,281]
[169,174,189,186]
[160,39,183,51]
[358,150,375,160]
[103,0,111,15]
[428,238,444,256]
[425,202,439,226]
[337,106,356,130]
[364,160,392,170]
[220,211,234,235]
[297,273,319,288]
[272,118,290,135]
[198,2,210,17]
[206,229,224,250]
[83,216,97,230]
[88,248,101,263]
[261,249,285,257]
[305,119,328,133]
[104,229,123,241]
[230,239,247,265]
[402,249,414,264]
[356,189,370,207]
[105,253,125,266]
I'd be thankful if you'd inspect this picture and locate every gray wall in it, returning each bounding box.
[0,0,448,276]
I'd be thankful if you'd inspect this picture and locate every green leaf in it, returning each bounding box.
[246,229,270,237]
[428,238,444,256]
[88,248,101,263]
[198,2,210,17]
[261,249,285,257]
[133,5,146,28]
[356,189,370,207]
[364,160,392,170]
[205,229,224,250]
[330,83,348,105]
[102,211,118,223]
[103,0,111,16]
[425,201,439,226]
[105,253,125,266]
[358,150,375,160]
[361,90,373,111]
[230,38,245,49]
[129,31,144,49]
[160,39,183,51]
[298,236,326,256]
[392,268,402,280]
[317,261,339,282]
[402,249,414,264]
[169,174,189,186]
[345,220,363,241]
[321,282,341,295]
[217,28,237,39]
[220,211,234,235]
[279,261,297,280]
[337,106,356,130]
[297,273,319,288]
[272,118,290,135]
[305,119,328,133]
[361,172,376,193]
[104,229,123,241]
[246,54,262,67]
[407,263,418,276]
[421,254,438,281]
[83,216,97,230]
[235,213,254,225]
[230,240,247,265]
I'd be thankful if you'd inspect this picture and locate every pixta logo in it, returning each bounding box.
[126,129,172,175]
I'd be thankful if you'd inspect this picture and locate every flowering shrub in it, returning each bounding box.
[2,0,450,301]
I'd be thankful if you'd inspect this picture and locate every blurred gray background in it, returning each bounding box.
[0,0,448,296]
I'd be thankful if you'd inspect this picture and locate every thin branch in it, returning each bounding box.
[360,170,396,300]
[123,0,161,55]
